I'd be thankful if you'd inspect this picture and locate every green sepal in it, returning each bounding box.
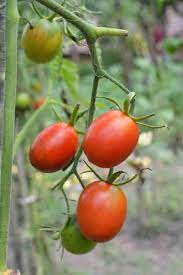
[108,171,127,183]
[69,104,80,126]
[97,96,122,110]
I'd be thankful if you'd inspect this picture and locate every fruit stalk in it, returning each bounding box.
[0,0,19,270]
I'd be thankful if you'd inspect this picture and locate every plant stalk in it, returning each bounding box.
[0,0,19,270]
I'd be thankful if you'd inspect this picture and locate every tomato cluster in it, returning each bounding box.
[23,16,141,255]
[28,108,140,253]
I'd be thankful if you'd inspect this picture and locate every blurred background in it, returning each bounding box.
[0,0,183,274]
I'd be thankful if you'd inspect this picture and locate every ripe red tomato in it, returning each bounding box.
[32,98,45,109]
[61,215,97,254]
[29,122,78,172]
[83,110,139,168]
[21,18,63,63]
[77,181,127,242]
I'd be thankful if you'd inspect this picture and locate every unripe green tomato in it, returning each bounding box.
[61,215,97,254]
[16,93,31,111]
[21,18,63,63]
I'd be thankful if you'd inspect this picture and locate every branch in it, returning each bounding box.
[36,0,128,40]
[96,27,128,38]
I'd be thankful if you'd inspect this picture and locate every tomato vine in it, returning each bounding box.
[0,0,166,271]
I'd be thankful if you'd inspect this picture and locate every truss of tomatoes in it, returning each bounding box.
[29,103,160,254]
[24,18,165,255]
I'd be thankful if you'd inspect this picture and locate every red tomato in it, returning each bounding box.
[29,122,78,172]
[32,98,45,109]
[83,110,139,168]
[77,181,127,242]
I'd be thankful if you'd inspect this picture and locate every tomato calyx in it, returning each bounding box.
[69,104,80,126]
[123,93,167,129]
[123,92,136,115]
[68,104,88,134]
[20,17,34,29]
[97,96,122,111]
[113,168,152,186]
[82,161,152,187]
[97,93,167,130]
[107,171,128,184]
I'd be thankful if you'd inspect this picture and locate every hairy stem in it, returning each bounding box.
[0,0,19,270]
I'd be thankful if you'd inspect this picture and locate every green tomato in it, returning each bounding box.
[21,18,63,63]
[61,215,97,255]
[16,93,31,111]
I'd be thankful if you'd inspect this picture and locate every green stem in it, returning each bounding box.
[69,75,100,175]
[36,0,129,42]
[96,27,128,38]
[103,70,131,95]
[14,100,49,156]
[69,104,80,126]
[51,171,72,191]
[61,187,70,216]
[137,122,167,129]
[75,171,85,189]
[36,0,96,39]
[0,0,19,270]
[107,168,114,181]
[47,12,57,21]
[87,76,100,126]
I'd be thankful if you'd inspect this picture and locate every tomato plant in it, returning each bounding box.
[61,215,97,254]
[21,18,63,63]
[0,0,167,271]
[77,181,127,242]
[83,110,139,168]
[29,122,78,172]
